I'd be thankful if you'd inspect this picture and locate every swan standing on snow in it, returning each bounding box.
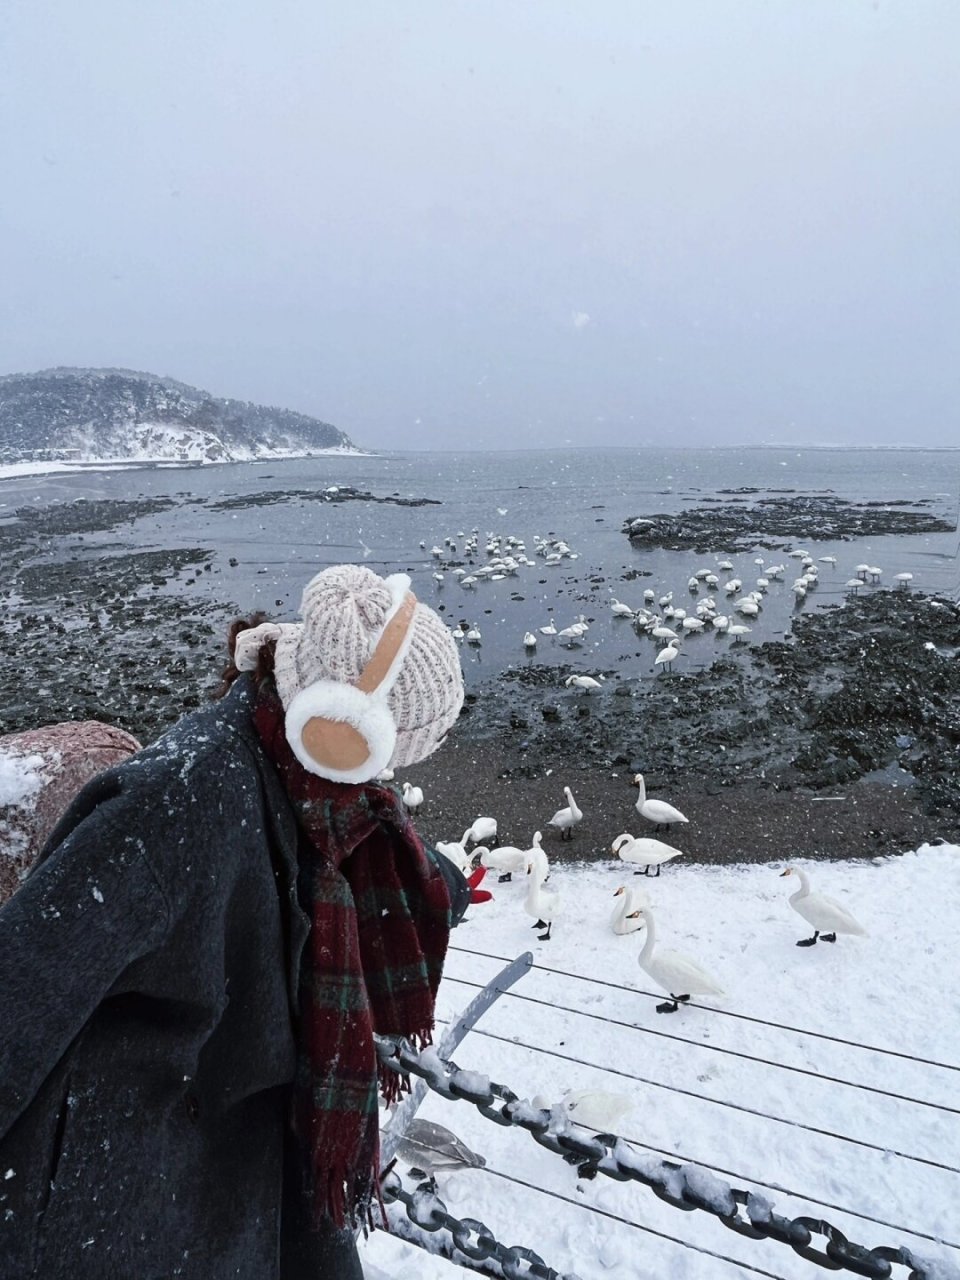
[402,782,424,815]
[611,885,648,935]
[780,867,868,946]
[480,832,537,882]
[634,774,688,832]
[612,832,684,877]
[524,847,559,940]
[548,786,582,840]
[634,905,724,1014]
[434,836,480,874]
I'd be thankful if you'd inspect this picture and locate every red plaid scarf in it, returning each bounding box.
[253,680,451,1229]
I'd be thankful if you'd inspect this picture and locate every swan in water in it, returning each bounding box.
[634,905,724,1014]
[612,832,684,877]
[611,884,648,935]
[654,639,681,672]
[780,867,868,946]
[548,786,582,840]
[634,774,688,831]
[524,847,559,940]
[402,782,424,815]
[610,598,636,617]
[523,631,538,648]
[539,620,558,635]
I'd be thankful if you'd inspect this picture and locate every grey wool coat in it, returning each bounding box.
[0,676,467,1279]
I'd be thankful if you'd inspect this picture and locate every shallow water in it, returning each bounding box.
[2,446,958,688]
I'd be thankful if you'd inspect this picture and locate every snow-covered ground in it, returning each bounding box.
[0,442,367,482]
[360,845,960,1279]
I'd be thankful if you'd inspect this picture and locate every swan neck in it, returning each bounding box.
[635,776,646,805]
[639,909,655,963]
[795,869,811,897]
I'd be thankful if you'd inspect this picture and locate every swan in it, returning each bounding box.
[681,616,705,633]
[524,848,560,940]
[718,560,734,571]
[894,572,914,587]
[612,832,684,877]
[539,621,558,635]
[435,837,480,874]
[611,884,648,935]
[375,766,395,782]
[726,624,752,641]
[548,786,582,841]
[610,599,636,617]
[465,626,482,644]
[654,640,681,671]
[402,782,424,815]
[480,842,529,881]
[780,867,868,946]
[634,774,688,830]
[565,674,603,691]
[650,625,678,641]
[523,632,537,648]
[466,816,497,844]
[634,905,724,1014]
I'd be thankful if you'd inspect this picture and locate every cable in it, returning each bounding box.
[441,974,960,1117]
[435,1019,960,1177]
[478,1165,789,1280]
[447,943,960,1073]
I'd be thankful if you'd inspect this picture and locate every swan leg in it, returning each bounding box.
[676,994,691,1003]
[633,868,645,876]
[655,864,662,878]
[531,918,546,929]
[498,872,513,883]
[796,931,820,947]
[821,932,837,943]
[656,998,680,1014]
[538,922,553,941]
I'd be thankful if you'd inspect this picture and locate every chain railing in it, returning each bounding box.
[382,1167,582,1280]
[375,1033,955,1280]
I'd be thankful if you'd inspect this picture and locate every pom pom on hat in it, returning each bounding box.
[273,564,464,772]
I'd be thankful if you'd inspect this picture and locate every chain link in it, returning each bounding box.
[382,1168,583,1280]
[375,1034,949,1280]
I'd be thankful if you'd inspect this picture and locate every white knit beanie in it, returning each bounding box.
[271,564,464,771]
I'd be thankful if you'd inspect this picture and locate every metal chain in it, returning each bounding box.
[375,1034,950,1280]
[381,1167,582,1280]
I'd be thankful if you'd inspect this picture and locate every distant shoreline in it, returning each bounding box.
[0,448,373,483]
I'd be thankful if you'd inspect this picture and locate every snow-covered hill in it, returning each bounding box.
[0,367,359,468]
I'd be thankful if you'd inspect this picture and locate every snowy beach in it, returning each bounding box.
[362,845,960,1279]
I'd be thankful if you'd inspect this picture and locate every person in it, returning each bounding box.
[0,564,473,1279]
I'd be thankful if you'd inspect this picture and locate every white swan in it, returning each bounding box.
[466,816,497,844]
[634,774,688,830]
[611,884,648,935]
[435,837,480,874]
[654,640,681,671]
[465,626,482,644]
[634,905,724,1013]
[539,620,558,635]
[524,848,559,940]
[565,674,603,691]
[612,832,684,877]
[523,631,538,648]
[548,786,582,841]
[610,599,636,617]
[780,867,868,946]
[402,782,424,815]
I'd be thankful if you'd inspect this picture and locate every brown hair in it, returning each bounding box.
[210,612,278,700]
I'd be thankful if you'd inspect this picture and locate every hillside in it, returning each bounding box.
[0,367,357,465]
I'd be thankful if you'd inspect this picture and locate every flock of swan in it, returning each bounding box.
[422,526,918,684]
[414,771,868,1016]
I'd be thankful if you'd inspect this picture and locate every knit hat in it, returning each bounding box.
[234,564,463,781]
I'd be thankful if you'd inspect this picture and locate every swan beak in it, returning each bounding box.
[779,868,791,877]
[627,911,642,919]
[613,887,624,897]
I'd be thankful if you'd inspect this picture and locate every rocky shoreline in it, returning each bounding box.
[2,490,958,869]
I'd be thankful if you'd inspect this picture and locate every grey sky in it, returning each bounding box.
[1,1,957,450]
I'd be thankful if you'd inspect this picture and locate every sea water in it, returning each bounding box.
[2,446,958,688]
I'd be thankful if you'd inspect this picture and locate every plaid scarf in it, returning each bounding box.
[253,680,451,1230]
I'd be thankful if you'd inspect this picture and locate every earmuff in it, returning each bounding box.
[282,573,418,783]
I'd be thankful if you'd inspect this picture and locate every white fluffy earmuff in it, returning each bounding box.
[283,573,417,783]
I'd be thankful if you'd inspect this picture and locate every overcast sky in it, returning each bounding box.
[1,1,957,450]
